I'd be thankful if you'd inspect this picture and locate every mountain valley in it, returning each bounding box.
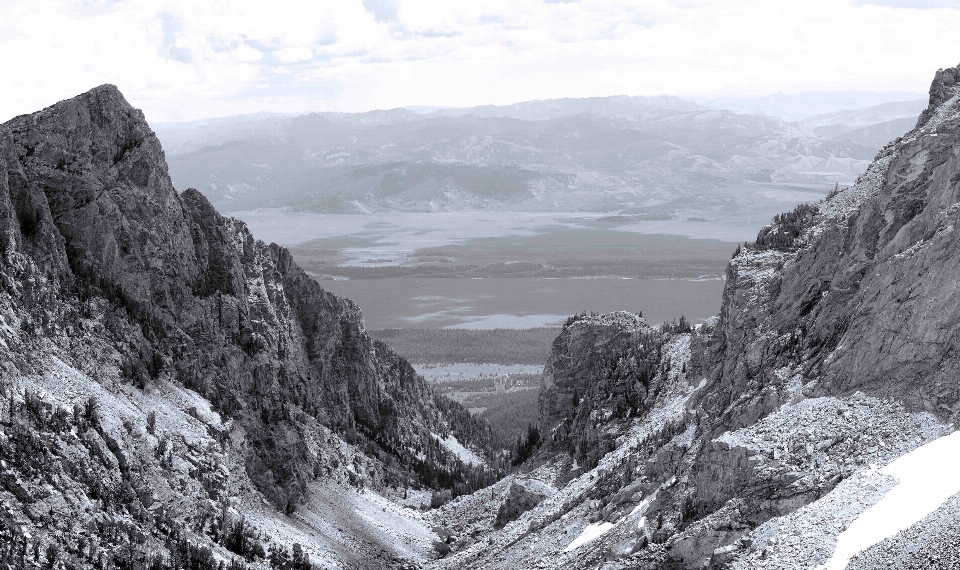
[0,64,959,570]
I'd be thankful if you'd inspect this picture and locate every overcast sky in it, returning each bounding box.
[2,0,959,122]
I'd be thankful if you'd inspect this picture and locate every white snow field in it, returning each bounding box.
[564,521,615,552]
[819,430,960,570]
[432,433,487,467]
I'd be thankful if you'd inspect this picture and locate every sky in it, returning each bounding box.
[1,0,959,122]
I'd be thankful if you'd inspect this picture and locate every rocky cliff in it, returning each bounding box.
[0,86,499,568]
[431,65,960,569]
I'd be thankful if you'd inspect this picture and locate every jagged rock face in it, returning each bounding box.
[439,65,960,570]
[700,64,960,427]
[726,63,960,556]
[916,64,960,128]
[2,86,197,312]
[676,64,960,561]
[539,312,670,468]
[0,85,495,515]
[540,312,652,430]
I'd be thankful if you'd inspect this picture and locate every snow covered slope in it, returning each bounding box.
[819,430,960,570]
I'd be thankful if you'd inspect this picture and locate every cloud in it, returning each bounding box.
[159,12,191,63]
[362,0,398,22]
[238,75,341,101]
[275,47,314,63]
[74,0,123,17]
[318,30,339,46]
[0,0,950,122]
[418,28,462,38]
[855,0,960,7]
[233,43,263,63]
[478,13,505,24]
[244,37,284,52]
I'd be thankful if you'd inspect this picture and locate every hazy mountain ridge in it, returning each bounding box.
[694,91,926,122]
[154,93,924,224]
[798,100,927,134]
[419,95,705,121]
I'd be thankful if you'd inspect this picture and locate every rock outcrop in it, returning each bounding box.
[539,312,688,470]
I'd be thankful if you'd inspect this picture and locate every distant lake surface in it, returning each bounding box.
[413,363,544,381]
[319,277,725,329]
[262,211,736,330]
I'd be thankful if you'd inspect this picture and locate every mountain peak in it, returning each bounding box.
[9,83,143,129]
[916,63,960,128]
[1,81,189,310]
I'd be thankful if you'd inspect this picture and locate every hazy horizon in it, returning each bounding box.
[145,89,928,127]
[2,1,959,123]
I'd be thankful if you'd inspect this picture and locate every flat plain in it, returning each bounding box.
[318,276,725,329]
[277,218,736,329]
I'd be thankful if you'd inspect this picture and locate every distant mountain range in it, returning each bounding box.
[154,93,927,221]
[692,90,926,121]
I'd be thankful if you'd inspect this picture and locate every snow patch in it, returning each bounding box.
[433,433,486,467]
[818,430,960,570]
[563,521,615,552]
